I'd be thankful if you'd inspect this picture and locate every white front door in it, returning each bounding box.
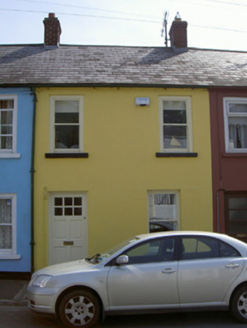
[49,193,88,265]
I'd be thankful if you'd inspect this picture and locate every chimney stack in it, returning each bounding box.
[43,13,62,49]
[169,13,188,52]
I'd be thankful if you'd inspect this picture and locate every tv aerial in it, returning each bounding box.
[161,11,169,47]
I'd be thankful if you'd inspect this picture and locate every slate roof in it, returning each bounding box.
[0,44,247,87]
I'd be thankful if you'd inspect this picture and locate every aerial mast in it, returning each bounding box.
[161,11,169,47]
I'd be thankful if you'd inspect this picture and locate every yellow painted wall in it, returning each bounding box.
[34,87,213,270]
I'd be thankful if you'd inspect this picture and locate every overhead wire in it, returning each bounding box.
[206,0,247,6]
[0,8,161,24]
[0,0,247,35]
[0,7,246,34]
[12,0,161,19]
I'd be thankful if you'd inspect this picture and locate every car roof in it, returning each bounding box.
[136,231,223,239]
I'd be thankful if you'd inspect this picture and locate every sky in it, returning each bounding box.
[0,0,247,52]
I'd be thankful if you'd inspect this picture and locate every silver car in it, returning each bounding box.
[27,231,247,328]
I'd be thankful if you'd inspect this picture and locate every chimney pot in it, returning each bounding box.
[175,12,182,21]
[43,13,62,49]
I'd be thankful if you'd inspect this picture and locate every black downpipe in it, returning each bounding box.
[30,88,37,273]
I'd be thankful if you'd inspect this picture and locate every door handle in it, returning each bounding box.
[162,268,176,274]
[225,263,240,269]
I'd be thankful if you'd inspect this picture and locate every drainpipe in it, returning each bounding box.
[216,189,225,233]
[30,87,37,273]
[216,191,220,232]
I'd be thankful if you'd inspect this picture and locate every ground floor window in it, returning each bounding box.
[0,194,17,257]
[225,192,247,241]
[148,191,179,233]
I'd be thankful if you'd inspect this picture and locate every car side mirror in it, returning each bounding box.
[116,255,129,265]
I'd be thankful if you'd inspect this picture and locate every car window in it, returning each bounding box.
[124,237,175,264]
[181,237,220,260]
[220,241,241,258]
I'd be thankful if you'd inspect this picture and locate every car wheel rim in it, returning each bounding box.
[237,292,247,318]
[65,296,95,326]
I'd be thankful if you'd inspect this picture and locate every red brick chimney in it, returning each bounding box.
[169,13,188,51]
[43,13,62,48]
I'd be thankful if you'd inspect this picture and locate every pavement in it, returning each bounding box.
[0,279,29,306]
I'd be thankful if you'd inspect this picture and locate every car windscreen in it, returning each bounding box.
[86,237,140,264]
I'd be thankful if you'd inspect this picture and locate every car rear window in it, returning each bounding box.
[181,236,241,260]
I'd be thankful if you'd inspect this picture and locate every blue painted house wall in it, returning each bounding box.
[0,88,33,272]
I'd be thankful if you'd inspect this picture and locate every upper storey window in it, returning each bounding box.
[0,96,18,158]
[50,96,84,153]
[224,98,247,153]
[159,97,193,152]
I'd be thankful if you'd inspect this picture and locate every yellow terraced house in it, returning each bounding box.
[34,85,212,269]
[30,14,214,269]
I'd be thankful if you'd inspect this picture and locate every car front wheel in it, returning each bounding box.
[58,289,100,328]
[231,286,247,323]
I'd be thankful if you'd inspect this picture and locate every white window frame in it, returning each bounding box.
[49,96,84,153]
[224,97,247,153]
[0,95,19,158]
[159,96,193,152]
[148,191,180,232]
[0,194,20,259]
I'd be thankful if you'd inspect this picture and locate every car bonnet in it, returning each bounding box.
[33,259,96,277]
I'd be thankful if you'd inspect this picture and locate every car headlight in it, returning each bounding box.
[32,275,52,288]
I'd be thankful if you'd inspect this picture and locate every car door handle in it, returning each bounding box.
[162,268,176,274]
[225,263,240,269]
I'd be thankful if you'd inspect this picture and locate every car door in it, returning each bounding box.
[178,235,244,307]
[107,237,179,311]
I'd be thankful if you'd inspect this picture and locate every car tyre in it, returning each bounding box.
[58,289,100,328]
[231,286,247,323]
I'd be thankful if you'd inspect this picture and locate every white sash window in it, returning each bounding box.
[224,98,247,153]
[148,191,179,232]
[159,97,193,152]
[0,194,19,259]
[50,96,84,153]
[0,96,18,157]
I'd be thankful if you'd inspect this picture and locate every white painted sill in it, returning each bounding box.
[0,153,21,159]
[0,254,21,260]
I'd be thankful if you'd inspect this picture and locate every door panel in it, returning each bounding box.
[49,193,88,265]
[178,236,244,306]
[178,258,243,305]
[108,261,179,309]
[107,237,179,310]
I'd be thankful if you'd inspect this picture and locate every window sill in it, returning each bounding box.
[0,153,20,159]
[156,152,198,158]
[0,254,21,260]
[223,153,247,158]
[45,153,89,158]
